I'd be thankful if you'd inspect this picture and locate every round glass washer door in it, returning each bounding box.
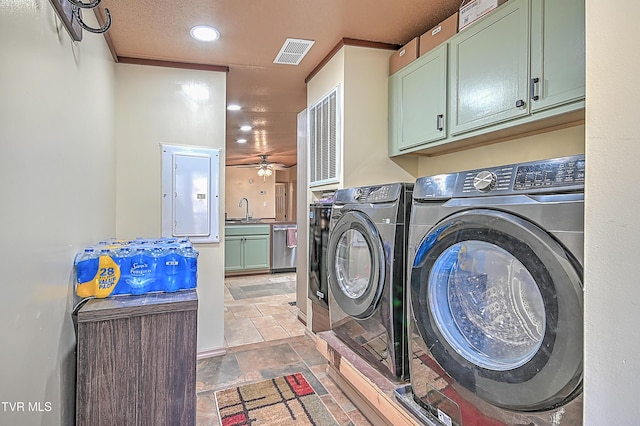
[429,240,546,371]
[410,209,583,411]
[334,228,372,299]
[328,210,385,319]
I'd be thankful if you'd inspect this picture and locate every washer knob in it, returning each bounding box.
[473,171,497,192]
[353,188,363,200]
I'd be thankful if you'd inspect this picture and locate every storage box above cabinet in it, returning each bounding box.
[420,12,458,56]
[459,0,508,31]
[389,37,419,75]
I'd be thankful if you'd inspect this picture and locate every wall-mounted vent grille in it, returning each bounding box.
[274,38,315,65]
[309,86,340,186]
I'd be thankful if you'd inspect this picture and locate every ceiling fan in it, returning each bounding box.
[234,155,286,179]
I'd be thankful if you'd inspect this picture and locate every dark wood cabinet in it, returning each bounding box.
[76,290,198,426]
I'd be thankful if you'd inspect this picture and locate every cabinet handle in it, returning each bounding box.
[516,99,525,108]
[436,114,444,131]
[530,77,540,101]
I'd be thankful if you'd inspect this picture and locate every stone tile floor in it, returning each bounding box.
[195,272,371,426]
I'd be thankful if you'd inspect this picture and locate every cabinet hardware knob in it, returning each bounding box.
[516,99,525,108]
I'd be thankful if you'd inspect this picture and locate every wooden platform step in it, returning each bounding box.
[316,330,425,426]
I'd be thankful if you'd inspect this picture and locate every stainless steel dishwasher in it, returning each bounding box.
[271,224,297,272]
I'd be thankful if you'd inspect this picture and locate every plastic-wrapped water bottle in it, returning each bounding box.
[127,248,153,294]
[163,247,184,292]
[112,247,133,295]
[181,246,198,289]
[76,248,99,285]
[148,247,165,292]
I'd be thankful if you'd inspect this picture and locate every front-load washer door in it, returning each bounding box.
[328,210,386,319]
[411,209,583,411]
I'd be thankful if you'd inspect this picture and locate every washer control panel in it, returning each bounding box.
[414,155,585,200]
[353,185,391,202]
[334,183,411,204]
[458,155,585,196]
[461,166,514,194]
[513,158,585,190]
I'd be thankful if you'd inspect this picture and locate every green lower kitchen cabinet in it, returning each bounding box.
[225,225,270,273]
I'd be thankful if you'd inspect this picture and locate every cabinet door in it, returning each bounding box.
[76,294,198,426]
[243,235,270,270]
[390,44,448,152]
[530,0,585,112]
[224,236,244,272]
[449,0,530,136]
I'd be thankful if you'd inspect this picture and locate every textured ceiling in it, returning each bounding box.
[96,0,461,167]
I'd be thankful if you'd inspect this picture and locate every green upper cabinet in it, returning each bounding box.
[389,44,448,153]
[529,0,585,112]
[388,0,585,156]
[449,0,530,136]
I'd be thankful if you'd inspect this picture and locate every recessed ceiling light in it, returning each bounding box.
[190,25,220,42]
[237,139,247,144]
[227,104,241,111]
[240,125,252,131]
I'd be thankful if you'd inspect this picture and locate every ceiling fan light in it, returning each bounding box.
[257,168,265,177]
[265,168,273,176]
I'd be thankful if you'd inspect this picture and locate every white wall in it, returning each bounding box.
[342,45,416,187]
[417,125,585,175]
[584,1,640,424]
[0,4,115,425]
[225,167,276,219]
[307,48,345,196]
[306,45,416,192]
[115,64,227,353]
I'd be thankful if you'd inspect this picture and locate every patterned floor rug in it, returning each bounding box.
[215,373,337,425]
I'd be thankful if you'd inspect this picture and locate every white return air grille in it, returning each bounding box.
[274,38,315,65]
[309,86,340,186]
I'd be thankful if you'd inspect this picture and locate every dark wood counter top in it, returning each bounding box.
[77,290,198,323]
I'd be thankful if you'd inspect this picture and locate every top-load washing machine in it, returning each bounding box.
[401,155,584,425]
[327,183,412,380]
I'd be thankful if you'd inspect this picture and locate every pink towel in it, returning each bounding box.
[286,228,297,248]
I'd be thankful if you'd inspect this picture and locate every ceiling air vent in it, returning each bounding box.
[274,38,315,65]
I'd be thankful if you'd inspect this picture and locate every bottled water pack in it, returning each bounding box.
[74,237,198,298]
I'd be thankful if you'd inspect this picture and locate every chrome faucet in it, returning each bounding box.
[239,197,250,220]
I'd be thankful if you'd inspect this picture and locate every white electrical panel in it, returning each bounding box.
[161,144,220,243]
